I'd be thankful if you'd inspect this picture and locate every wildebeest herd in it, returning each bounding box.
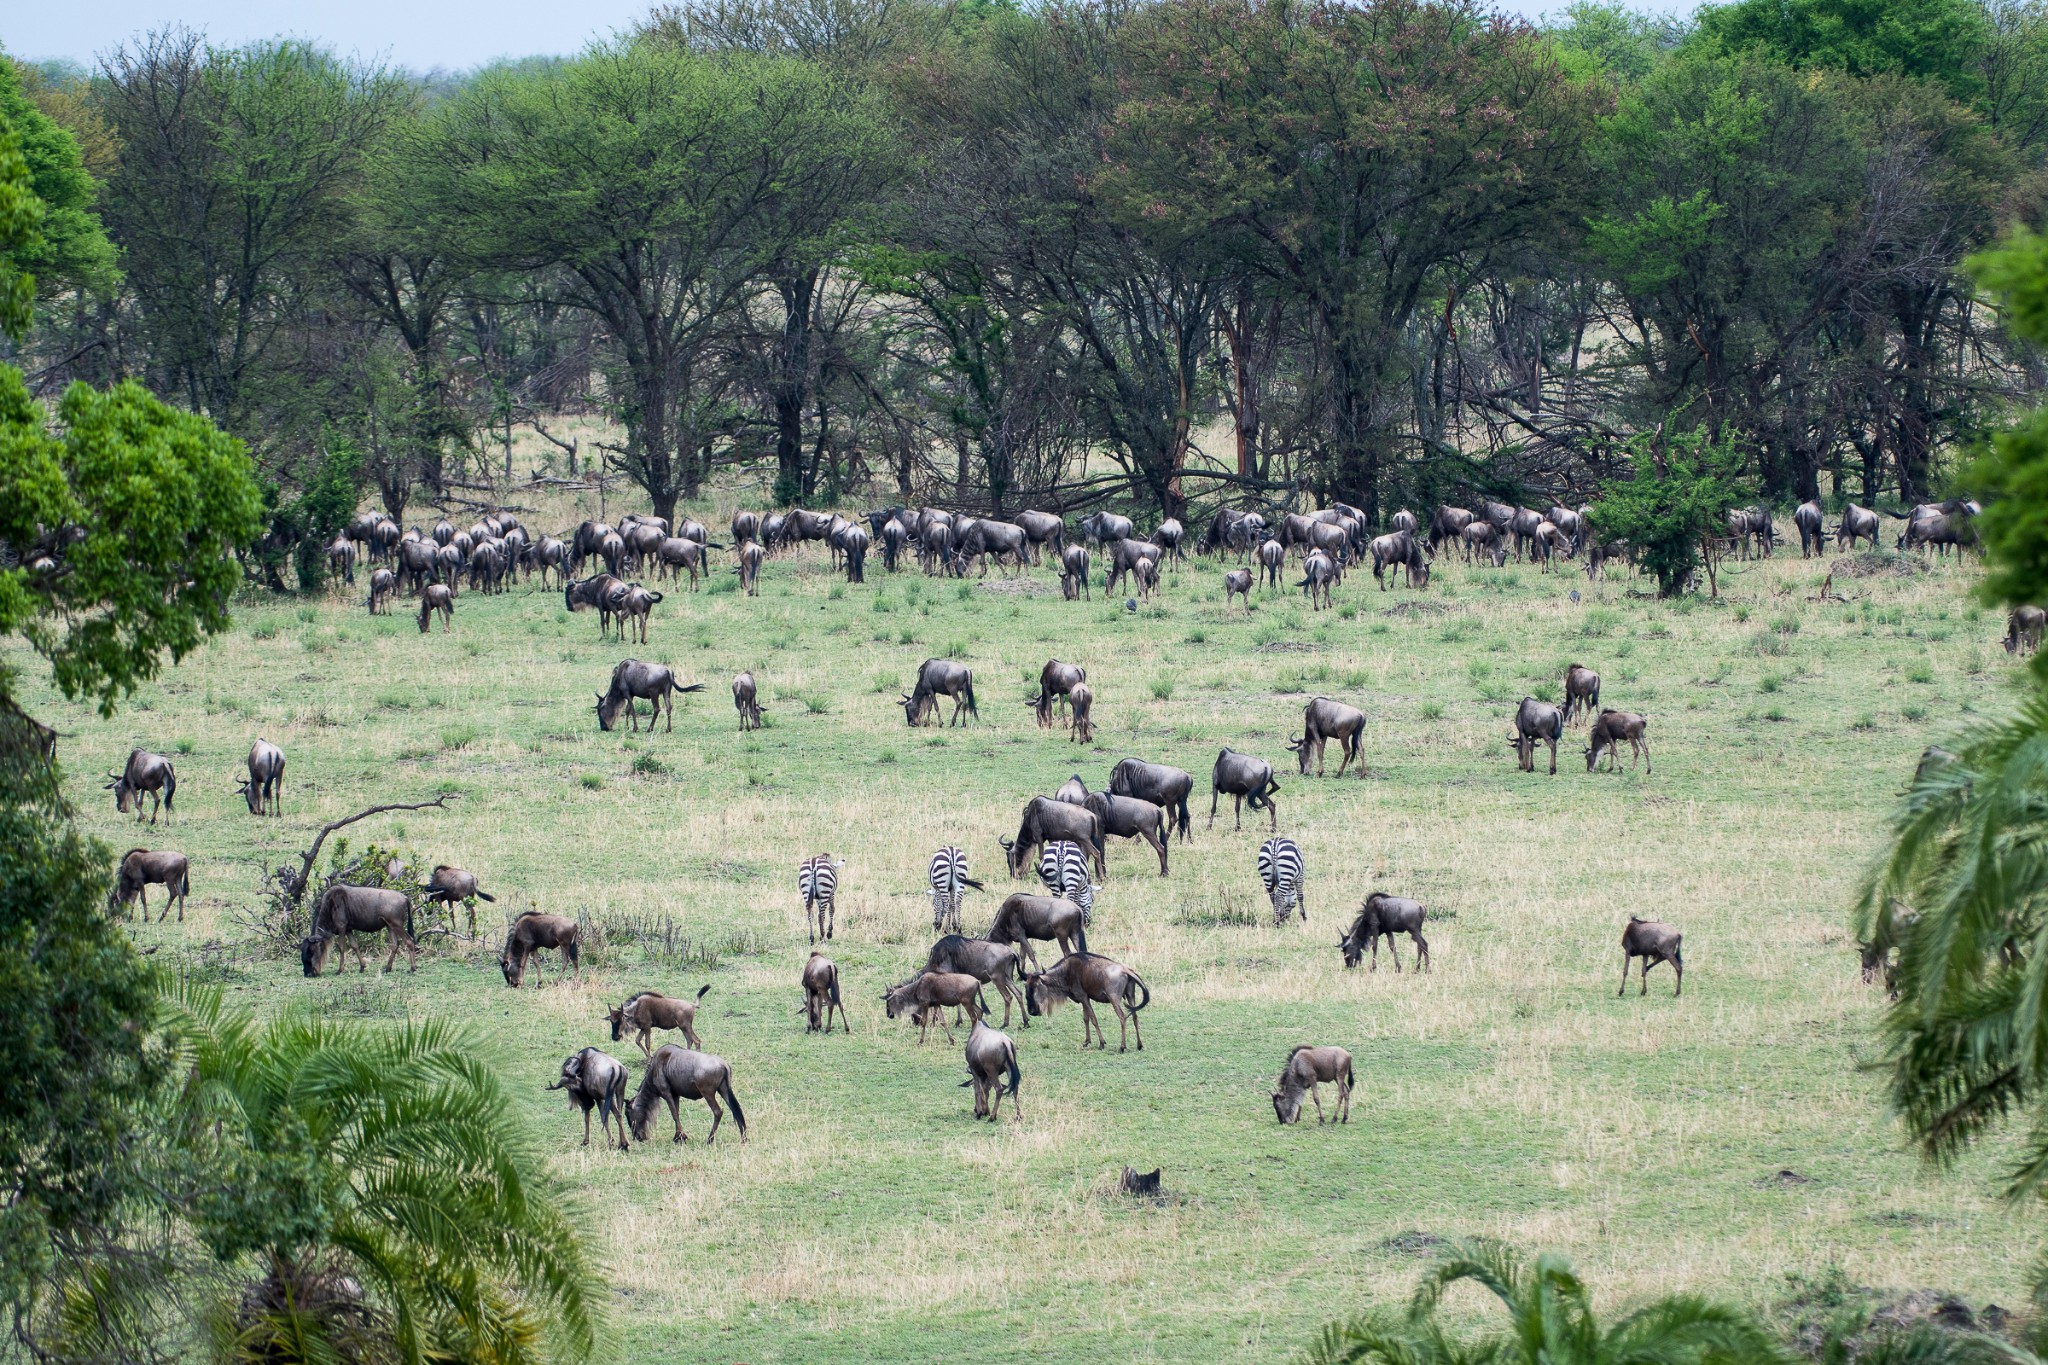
[99,493,2038,1147]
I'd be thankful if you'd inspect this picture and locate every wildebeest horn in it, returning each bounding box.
[998,836,1014,849]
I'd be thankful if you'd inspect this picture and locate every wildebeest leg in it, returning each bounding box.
[1619,951,1634,997]
[704,1093,725,1144]
[1641,957,1655,996]
[1209,789,1219,829]
[1389,935,1403,972]
[935,1011,956,1046]
[1081,998,1104,1050]
[1415,931,1430,971]
[582,1107,593,1146]
[1147,826,1168,876]
[664,687,673,733]
[683,1022,701,1050]
[1672,954,1682,997]
[667,1096,685,1143]
[1310,1080,1326,1123]
[1545,734,1557,775]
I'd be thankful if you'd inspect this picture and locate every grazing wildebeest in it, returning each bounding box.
[1836,504,1880,551]
[1794,500,1825,557]
[901,658,978,727]
[1340,894,1429,971]
[596,659,703,733]
[608,986,711,1056]
[957,519,1027,577]
[1109,757,1193,843]
[1429,505,1474,555]
[627,1045,746,1145]
[1727,507,1776,559]
[1068,682,1097,743]
[1389,508,1418,534]
[925,934,1027,1027]
[963,1019,1023,1120]
[986,892,1089,971]
[1508,697,1565,775]
[1272,1045,1353,1125]
[111,848,190,922]
[1210,747,1279,831]
[1367,530,1429,590]
[549,1047,629,1149]
[1297,549,1337,609]
[796,853,845,944]
[884,971,987,1045]
[107,749,176,824]
[326,536,357,587]
[1055,774,1089,805]
[1001,795,1107,879]
[1561,664,1601,726]
[1255,538,1286,589]
[1080,510,1134,547]
[1546,504,1584,554]
[239,738,285,816]
[420,863,493,937]
[301,884,417,976]
[564,573,626,634]
[1030,659,1088,729]
[2008,606,2047,655]
[500,912,580,986]
[366,567,397,614]
[1060,544,1091,600]
[1585,709,1651,773]
[736,540,764,595]
[656,537,711,589]
[530,536,569,588]
[1103,537,1162,596]
[1085,791,1169,875]
[803,951,848,1034]
[1461,520,1507,566]
[396,536,437,594]
[417,583,454,633]
[1224,568,1254,611]
[1014,509,1065,563]
[1307,519,1351,569]
[1151,517,1185,563]
[1287,696,1367,777]
[1023,951,1149,1052]
[1620,917,1683,997]
[1258,836,1305,924]
[732,510,761,546]
[733,671,764,730]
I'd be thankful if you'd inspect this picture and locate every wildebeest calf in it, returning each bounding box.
[1620,916,1683,997]
[884,971,986,1044]
[803,951,848,1034]
[1272,1045,1353,1124]
[608,986,711,1055]
[1585,709,1651,773]
[1339,894,1429,971]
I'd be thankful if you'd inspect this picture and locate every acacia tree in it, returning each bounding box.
[421,43,894,520]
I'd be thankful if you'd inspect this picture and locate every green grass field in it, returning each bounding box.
[13,491,2040,1363]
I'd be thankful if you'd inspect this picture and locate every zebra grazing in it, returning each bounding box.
[798,854,844,944]
[927,846,984,934]
[1257,837,1306,925]
[1035,841,1100,924]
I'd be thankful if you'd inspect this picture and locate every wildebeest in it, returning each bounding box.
[835,523,872,582]
[924,934,1027,1028]
[1794,500,1825,557]
[655,537,711,589]
[549,1047,629,1149]
[803,951,848,1034]
[564,573,626,634]
[1727,507,1775,559]
[1620,917,1683,996]
[1014,509,1065,563]
[1429,505,1474,555]
[1103,537,1163,596]
[1060,544,1091,600]
[107,749,176,824]
[884,971,987,1044]
[733,671,763,730]
[1340,894,1429,971]
[1023,951,1149,1052]
[239,738,285,816]
[500,912,579,987]
[627,1045,746,1145]
[1080,510,1134,546]
[1030,659,1088,729]
[417,583,454,633]
[1561,664,1601,726]
[423,864,494,937]
[1368,531,1428,590]
[1585,709,1651,773]
[1272,1045,1352,1124]
[608,986,711,1056]
[1210,747,1279,831]
[1461,520,1507,567]
[596,659,703,733]
[1297,549,1337,609]
[1001,795,1107,879]
[1256,537,1286,588]
[396,536,437,594]
[734,540,764,595]
[435,542,464,587]
[610,584,662,644]
[1109,757,1193,843]
[1085,791,1169,875]
[732,510,761,546]
[366,567,398,615]
[1224,568,1254,611]
[111,848,190,922]
[1287,697,1366,778]
[1055,774,1089,806]
[902,658,978,727]
[2005,606,2045,655]
[1508,697,1565,775]
[301,884,417,976]
[1067,682,1097,743]
[1836,504,1880,551]
[963,1019,1023,1121]
[986,892,1089,971]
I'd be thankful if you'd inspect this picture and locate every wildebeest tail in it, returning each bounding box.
[1074,922,1089,955]
[475,888,496,902]
[1005,1044,1022,1098]
[965,677,979,719]
[1175,797,1190,842]
[678,683,707,693]
[721,1074,747,1136]
[1124,974,1151,1014]
[406,899,414,937]
[828,971,840,1007]
[696,983,711,1000]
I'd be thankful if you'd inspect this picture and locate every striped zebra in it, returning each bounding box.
[1257,837,1305,925]
[798,854,844,944]
[1036,841,1100,924]
[927,845,983,934]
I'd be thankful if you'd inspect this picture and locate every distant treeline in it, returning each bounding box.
[5,0,2046,545]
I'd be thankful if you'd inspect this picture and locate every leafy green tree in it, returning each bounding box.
[1691,0,1993,101]
[1967,225,2048,620]
[0,51,115,299]
[1590,428,1752,597]
[165,983,601,1365]
[1309,1239,1784,1365]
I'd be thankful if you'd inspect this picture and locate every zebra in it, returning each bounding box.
[1036,840,1101,924]
[927,845,983,934]
[798,854,844,944]
[1257,837,1305,925]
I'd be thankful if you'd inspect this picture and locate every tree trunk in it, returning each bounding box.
[773,268,819,506]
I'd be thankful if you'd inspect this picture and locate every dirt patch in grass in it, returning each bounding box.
[975,576,1055,595]
[1840,551,1930,579]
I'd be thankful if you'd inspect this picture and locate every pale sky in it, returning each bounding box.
[3,0,1689,74]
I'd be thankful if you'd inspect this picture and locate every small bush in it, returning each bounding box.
[1764,706,1787,722]
[1150,678,1175,701]
[1907,662,1935,684]
[1532,682,1560,703]
[828,585,846,601]
[579,772,606,790]
[1421,702,1444,720]
[877,748,898,764]
[707,575,738,595]
[1733,606,1751,623]
[251,624,277,641]
[1903,704,1929,721]
[804,694,832,714]
[297,606,318,624]
[631,753,666,776]
[1850,713,1877,731]
[1184,629,1207,644]
[898,628,915,645]
[1759,674,1783,694]
[175,738,196,755]
[440,725,479,751]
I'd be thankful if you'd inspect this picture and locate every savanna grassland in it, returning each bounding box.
[10,489,2039,1364]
